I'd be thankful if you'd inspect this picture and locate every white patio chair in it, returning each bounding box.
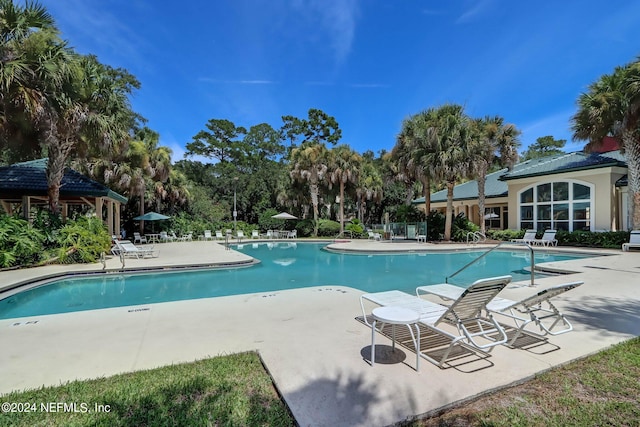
[178,233,193,242]
[251,230,259,239]
[160,231,174,242]
[510,229,537,245]
[199,230,213,241]
[235,230,245,242]
[133,232,147,244]
[532,230,558,246]
[622,230,640,251]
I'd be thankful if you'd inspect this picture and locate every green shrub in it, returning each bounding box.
[487,229,527,241]
[393,204,426,222]
[345,219,365,237]
[294,219,339,237]
[426,211,445,241]
[487,229,629,248]
[295,219,314,237]
[556,230,628,248]
[0,214,45,268]
[317,219,340,237]
[452,213,479,241]
[56,216,111,264]
[425,211,478,241]
[258,208,287,231]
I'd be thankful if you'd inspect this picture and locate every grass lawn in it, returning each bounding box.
[407,337,640,427]
[1,339,639,426]
[0,352,294,427]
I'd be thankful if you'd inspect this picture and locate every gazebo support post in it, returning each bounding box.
[21,195,30,222]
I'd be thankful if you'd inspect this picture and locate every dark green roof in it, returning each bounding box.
[413,151,627,204]
[500,150,626,180]
[0,158,127,203]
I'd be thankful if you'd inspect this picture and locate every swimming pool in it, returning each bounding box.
[0,242,592,319]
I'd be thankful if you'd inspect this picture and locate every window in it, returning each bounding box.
[484,207,502,229]
[518,180,593,231]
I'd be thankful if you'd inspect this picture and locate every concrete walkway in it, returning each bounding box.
[0,240,639,426]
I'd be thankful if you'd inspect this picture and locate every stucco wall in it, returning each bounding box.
[506,167,627,231]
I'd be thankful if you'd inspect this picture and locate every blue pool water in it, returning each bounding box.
[0,243,591,319]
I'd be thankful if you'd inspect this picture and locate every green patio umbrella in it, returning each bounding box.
[133,211,170,232]
[134,212,171,221]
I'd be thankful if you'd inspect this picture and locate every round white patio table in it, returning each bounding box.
[370,306,421,372]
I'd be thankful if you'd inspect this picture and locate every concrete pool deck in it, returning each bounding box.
[0,239,639,426]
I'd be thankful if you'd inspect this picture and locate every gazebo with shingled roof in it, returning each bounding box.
[0,159,127,236]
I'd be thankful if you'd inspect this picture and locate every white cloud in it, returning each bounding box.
[199,78,277,85]
[456,0,494,24]
[45,1,147,66]
[291,0,359,65]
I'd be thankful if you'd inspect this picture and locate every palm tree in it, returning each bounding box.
[290,142,329,236]
[327,144,361,236]
[394,111,441,215]
[468,116,520,234]
[355,161,383,223]
[426,104,472,241]
[572,58,640,229]
[44,55,138,213]
[0,0,55,122]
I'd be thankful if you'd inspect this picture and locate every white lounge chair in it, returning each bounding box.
[510,229,537,244]
[235,230,245,242]
[160,231,175,243]
[251,230,259,239]
[133,232,147,244]
[416,280,583,347]
[622,230,640,251]
[532,229,558,246]
[368,231,381,241]
[361,276,510,368]
[116,241,159,259]
[178,232,193,242]
[215,230,224,240]
[199,230,214,241]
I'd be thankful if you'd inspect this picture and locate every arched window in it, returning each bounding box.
[518,180,593,231]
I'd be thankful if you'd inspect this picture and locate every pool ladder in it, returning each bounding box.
[446,241,536,287]
[466,231,486,245]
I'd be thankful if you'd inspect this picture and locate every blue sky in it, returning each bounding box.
[41,0,640,162]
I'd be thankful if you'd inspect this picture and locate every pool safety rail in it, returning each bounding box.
[446,241,536,287]
[466,231,486,245]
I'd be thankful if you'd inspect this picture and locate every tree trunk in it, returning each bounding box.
[339,181,345,235]
[444,181,455,241]
[421,176,431,215]
[310,177,319,237]
[46,140,73,214]
[623,131,640,229]
[405,183,413,205]
[139,192,145,234]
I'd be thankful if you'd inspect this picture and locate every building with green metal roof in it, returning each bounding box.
[412,150,630,232]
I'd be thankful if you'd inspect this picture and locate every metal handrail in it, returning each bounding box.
[466,231,487,245]
[465,231,487,245]
[334,230,353,241]
[446,241,536,287]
